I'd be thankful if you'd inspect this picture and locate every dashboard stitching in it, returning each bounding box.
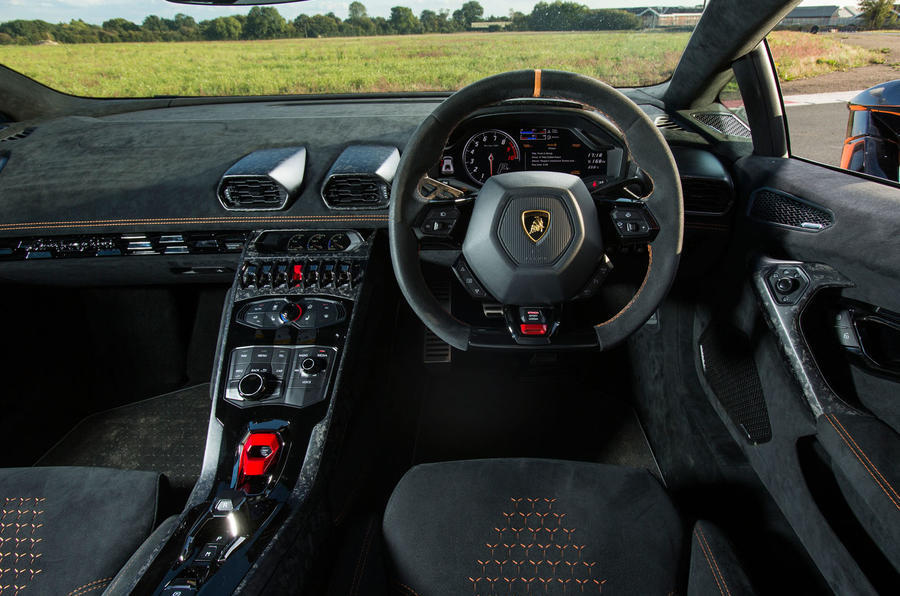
[0,215,388,232]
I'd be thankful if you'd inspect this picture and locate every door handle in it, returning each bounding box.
[835,304,900,380]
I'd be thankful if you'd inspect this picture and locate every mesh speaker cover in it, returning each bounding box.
[692,112,752,138]
[699,325,772,444]
[749,188,834,231]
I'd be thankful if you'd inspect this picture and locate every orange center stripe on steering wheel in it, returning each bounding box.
[533,69,542,98]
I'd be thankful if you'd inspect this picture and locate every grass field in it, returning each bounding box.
[0,30,885,97]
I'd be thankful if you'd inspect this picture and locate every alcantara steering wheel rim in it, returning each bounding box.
[389,69,683,351]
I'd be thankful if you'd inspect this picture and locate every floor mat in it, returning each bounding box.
[36,384,211,498]
[411,355,662,481]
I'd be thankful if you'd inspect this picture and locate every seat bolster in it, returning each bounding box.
[688,520,756,596]
[0,466,163,596]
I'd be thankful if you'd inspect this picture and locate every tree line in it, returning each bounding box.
[0,1,642,45]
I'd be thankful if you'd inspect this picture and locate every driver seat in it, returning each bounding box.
[382,459,755,595]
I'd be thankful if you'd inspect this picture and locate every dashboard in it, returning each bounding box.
[430,109,628,191]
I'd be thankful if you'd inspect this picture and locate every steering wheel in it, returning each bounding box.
[389,69,683,350]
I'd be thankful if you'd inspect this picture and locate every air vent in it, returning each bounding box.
[322,145,399,210]
[682,177,733,214]
[654,115,685,132]
[749,188,833,231]
[220,177,287,209]
[217,147,306,211]
[0,127,36,143]
[692,112,751,138]
[323,175,390,208]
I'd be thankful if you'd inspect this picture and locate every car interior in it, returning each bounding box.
[0,0,898,594]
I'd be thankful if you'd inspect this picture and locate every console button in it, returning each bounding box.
[321,261,336,287]
[337,262,352,288]
[258,263,273,287]
[243,313,265,328]
[230,348,253,378]
[305,261,320,288]
[274,264,288,288]
[520,323,548,336]
[194,543,222,564]
[290,263,304,287]
[318,302,338,326]
[240,264,258,289]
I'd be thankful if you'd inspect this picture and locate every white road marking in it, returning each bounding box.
[782,90,863,106]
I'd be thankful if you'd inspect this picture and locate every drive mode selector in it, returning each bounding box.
[279,302,303,323]
[238,373,267,400]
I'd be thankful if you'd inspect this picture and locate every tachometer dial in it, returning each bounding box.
[463,130,522,185]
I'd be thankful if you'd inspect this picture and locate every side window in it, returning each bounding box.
[767,29,898,183]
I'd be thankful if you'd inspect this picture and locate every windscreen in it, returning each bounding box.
[0,1,700,97]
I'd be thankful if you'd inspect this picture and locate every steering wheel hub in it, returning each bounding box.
[462,171,603,305]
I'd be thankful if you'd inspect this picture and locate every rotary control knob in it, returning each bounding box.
[279,302,303,324]
[300,357,324,375]
[238,373,267,400]
[775,277,797,293]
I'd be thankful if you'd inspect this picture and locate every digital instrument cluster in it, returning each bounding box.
[435,119,625,189]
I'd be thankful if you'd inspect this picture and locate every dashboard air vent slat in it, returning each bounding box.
[321,145,399,210]
[682,178,733,215]
[691,112,751,138]
[0,127,36,143]
[654,115,685,132]
[323,175,390,208]
[219,177,287,209]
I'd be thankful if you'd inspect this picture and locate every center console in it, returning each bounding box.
[136,229,374,595]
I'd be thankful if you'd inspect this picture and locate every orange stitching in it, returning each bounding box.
[825,415,900,511]
[0,214,387,229]
[830,414,900,506]
[693,527,725,596]
[696,525,731,596]
[67,577,112,596]
[396,582,419,596]
[596,244,653,328]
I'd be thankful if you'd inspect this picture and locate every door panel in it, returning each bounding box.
[727,154,900,593]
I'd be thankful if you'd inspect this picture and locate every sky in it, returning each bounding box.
[0,0,834,24]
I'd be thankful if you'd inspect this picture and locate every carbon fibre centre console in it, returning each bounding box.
[148,229,372,595]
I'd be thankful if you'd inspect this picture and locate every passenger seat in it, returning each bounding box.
[0,466,166,595]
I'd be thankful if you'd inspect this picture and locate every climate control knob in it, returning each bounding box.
[279,302,303,323]
[238,373,267,400]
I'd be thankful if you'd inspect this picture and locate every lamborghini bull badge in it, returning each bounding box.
[521,209,550,243]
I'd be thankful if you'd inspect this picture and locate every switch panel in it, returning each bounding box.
[236,297,346,330]
[225,345,337,408]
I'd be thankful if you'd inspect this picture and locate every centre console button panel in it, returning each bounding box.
[236,297,346,330]
[226,345,337,408]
